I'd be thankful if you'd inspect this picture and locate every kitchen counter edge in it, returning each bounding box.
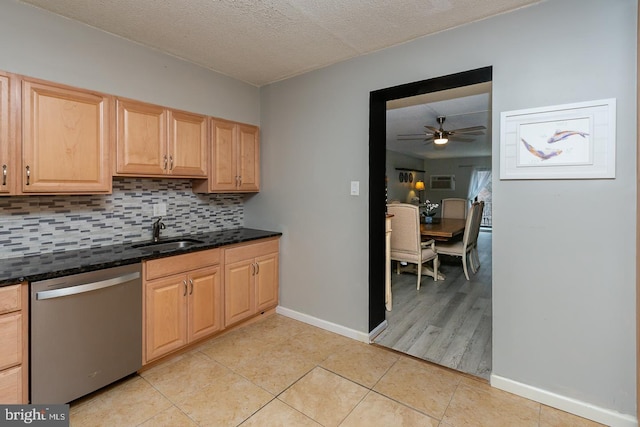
[0,228,282,286]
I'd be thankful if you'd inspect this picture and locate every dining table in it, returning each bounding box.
[420,217,466,241]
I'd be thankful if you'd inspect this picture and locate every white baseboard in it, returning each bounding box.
[368,320,388,342]
[276,306,370,343]
[491,374,638,427]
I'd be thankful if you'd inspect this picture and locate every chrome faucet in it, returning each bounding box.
[152,217,166,242]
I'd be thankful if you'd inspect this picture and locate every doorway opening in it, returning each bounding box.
[368,67,493,378]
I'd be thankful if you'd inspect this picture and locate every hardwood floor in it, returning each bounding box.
[374,230,492,379]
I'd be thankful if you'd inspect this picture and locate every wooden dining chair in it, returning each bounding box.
[387,203,438,290]
[435,202,480,280]
[469,201,485,273]
[441,198,468,219]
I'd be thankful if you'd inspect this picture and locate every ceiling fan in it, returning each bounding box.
[397,116,485,145]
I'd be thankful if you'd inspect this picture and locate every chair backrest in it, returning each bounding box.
[461,202,481,248]
[387,203,421,255]
[441,198,468,219]
[471,201,484,244]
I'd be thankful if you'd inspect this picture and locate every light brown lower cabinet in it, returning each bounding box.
[143,249,222,364]
[0,283,28,404]
[224,238,279,326]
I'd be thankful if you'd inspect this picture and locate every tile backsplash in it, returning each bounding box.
[0,178,244,258]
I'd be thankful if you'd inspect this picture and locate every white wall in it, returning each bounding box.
[248,0,637,421]
[0,0,260,124]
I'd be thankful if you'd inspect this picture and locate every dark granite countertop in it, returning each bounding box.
[0,228,281,286]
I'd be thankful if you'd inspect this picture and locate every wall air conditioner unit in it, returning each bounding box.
[430,175,455,190]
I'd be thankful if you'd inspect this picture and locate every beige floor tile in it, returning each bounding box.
[442,377,540,427]
[283,325,355,364]
[138,405,198,427]
[321,340,399,387]
[240,399,321,426]
[341,391,439,426]
[70,376,172,427]
[140,350,230,403]
[279,367,368,427]
[241,314,313,344]
[233,343,317,394]
[174,370,273,426]
[197,327,274,370]
[373,357,460,419]
[540,405,606,427]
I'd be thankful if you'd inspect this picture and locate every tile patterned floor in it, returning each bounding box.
[70,314,604,427]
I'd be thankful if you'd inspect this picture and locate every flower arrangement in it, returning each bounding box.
[423,200,439,216]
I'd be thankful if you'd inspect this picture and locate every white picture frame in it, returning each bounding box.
[500,98,616,179]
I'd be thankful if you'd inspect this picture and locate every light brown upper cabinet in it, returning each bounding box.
[21,79,111,194]
[193,119,259,193]
[0,72,14,196]
[116,98,207,178]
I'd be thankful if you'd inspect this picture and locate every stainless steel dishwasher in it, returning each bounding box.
[30,264,142,404]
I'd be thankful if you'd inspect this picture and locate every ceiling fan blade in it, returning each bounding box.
[449,136,474,142]
[453,130,484,136]
[450,125,486,133]
[397,133,426,137]
[424,125,438,132]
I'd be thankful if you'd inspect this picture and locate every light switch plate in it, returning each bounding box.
[153,203,167,217]
[350,181,360,196]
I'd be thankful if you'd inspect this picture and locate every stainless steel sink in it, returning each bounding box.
[131,238,204,252]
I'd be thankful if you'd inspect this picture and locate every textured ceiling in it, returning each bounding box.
[19,0,541,87]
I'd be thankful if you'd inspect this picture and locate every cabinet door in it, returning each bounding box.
[22,80,111,193]
[210,119,237,191]
[237,124,260,192]
[255,252,279,312]
[224,258,255,326]
[188,266,222,342]
[0,312,21,371]
[0,73,12,195]
[0,366,22,404]
[116,98,166,176]
[169,110,207,177]
[144,276,187,363]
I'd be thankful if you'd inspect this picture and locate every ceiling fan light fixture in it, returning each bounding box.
[434,131,448,145]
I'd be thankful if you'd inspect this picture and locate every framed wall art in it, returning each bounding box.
[500,98,616,179]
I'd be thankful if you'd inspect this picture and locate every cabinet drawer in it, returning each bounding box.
[0,312,22,371]
[224,238,279,264]
[145,248,220,281]
[0,285,21,315]
[0,365,22,404]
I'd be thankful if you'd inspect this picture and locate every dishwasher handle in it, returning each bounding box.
[36,271,141,300]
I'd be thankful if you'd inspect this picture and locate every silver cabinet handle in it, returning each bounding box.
[238,175,242,186]
[25,165,30,186]
[169,155,174,171]
[183,279,187,296]
[163,155,168,171]
[36,272,140,300]
[189,278,194,295]
[2,165,6,186]
[255,262,259,275]
[250,263,255,276]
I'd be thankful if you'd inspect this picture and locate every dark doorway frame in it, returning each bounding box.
[368,66,493,332]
